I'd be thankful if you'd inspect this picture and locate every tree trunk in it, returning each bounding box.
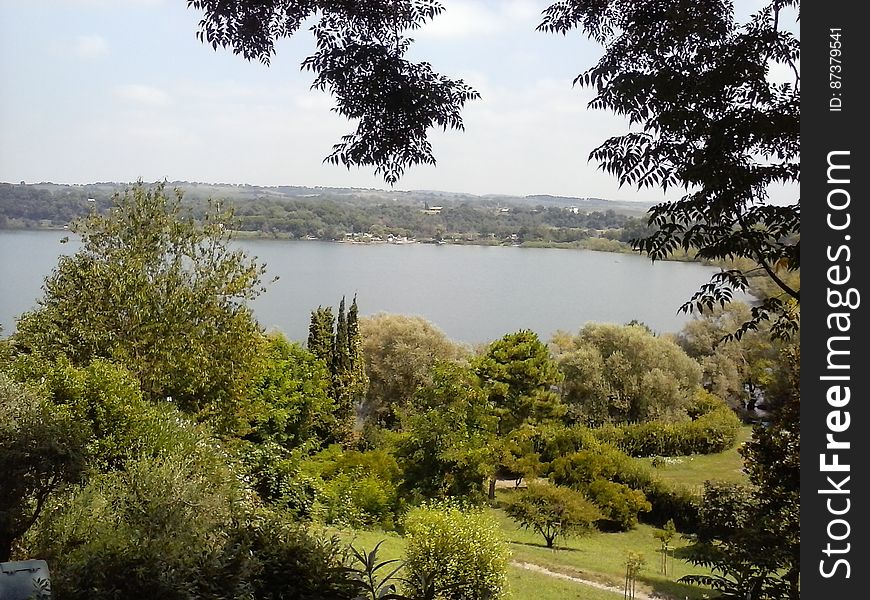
[488,477,496,500]
[0,531,14,562]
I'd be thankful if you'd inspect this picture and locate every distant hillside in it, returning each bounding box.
[7,181,655,217]
[1,181,660,252]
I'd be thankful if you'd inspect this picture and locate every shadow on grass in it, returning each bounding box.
[671,544,699,560]
[643,576,712,600]
[509,540,583,553]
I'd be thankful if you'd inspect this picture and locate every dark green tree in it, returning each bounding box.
[247,334,338,450]
[307,306,335,366]
[397,363,497,502]
[0,373,88,561]
[347,295,369,407]
[187,0,479,185]
[474,330,564,434]
[504,482,601,549]
[333,297,351,379]
[306,297,368,445]
[473,330,565,498]
[682,347,799,599]
[331,297,355,442]
[538,0,800,337]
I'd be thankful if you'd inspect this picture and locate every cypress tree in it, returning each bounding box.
[333,297,350,375]
[331,297,354,444]
[307,306,335,366]
[347,294,369,403]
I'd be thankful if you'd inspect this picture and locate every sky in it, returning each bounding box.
[0,0,797,203]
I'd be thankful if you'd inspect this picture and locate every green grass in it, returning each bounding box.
[328,526,630,599]
[489,497,712,600]
[635,425,754,493]
[328,509,714,600]
[507,568,627,600]
[325,433,760,599]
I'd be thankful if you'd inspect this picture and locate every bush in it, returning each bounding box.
[549,447,626,487]
[301,446,401,529]
[240,441,321,519]
[403,502,509,600]
[8,355,160,470]
[0,373,88,561]
[592,403,741,457]
[245,513,353,600]
[24,409,261,599]
[318,472,398,529]
[504,483,601,548]
[585,480,651,531]
[536,424,600,464]
[642,482,701,531]
[694,481,755,543]
[550,446,700,531]
[28,454,252,599]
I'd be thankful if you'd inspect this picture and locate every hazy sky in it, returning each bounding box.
[0,0,795,203]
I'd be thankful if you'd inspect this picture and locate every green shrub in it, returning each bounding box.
[21,406,272,599]
[303,448,403,529]
[694,481,755,543]
[8,355,160,470]
[550,446,701,531]
[0,373,88,561]
[240,441,321,518]
[642,482,701,531]
[549,447,625,487]
[536,424,601,464]
[592,404,740,457]
[318,471,398,529]
[585,479,651,531]
[28,453,252,599]
[403,502,510,600]
[504,483,601,548]
[245,513,353,600]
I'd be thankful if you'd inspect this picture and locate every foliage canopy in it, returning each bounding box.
[539,0,800,337]
[187,0,479,185]
[14,182,267,427]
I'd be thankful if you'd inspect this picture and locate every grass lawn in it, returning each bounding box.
[325,431,759,599]
[329,511,714,600]
[489,498,712,600]
[635,425,754,493]
[329,527,631,599]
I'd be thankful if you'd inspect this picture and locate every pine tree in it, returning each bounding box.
[306,296,367,446]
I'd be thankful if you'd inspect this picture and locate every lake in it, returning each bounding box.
[0,230,724,344]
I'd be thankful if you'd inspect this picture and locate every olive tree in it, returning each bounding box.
[359,313,469,427]
[553,323,702,425]
[504,482,601,548]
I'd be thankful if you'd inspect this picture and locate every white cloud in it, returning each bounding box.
[504,0,544,22]
[419,2,503,38]
[113,84,171,107]
[41,0,167,6]
[72,34,108,59]
[416,0,547,40]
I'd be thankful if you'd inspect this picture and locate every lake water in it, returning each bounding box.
[0,230,723,343]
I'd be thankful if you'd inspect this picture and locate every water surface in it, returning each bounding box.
[0,230,722,343]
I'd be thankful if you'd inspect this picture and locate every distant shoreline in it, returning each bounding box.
[0,225,704,263]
